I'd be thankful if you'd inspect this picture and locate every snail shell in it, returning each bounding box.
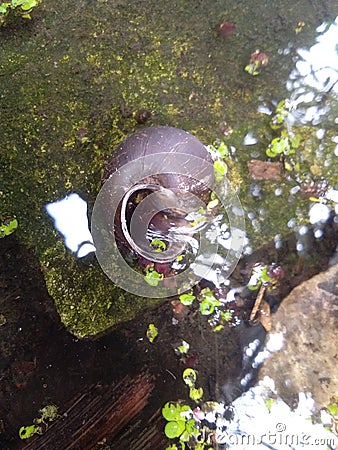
[103,126,214,263]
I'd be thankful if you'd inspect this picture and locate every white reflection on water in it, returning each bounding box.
[287,16,338,126]
[46,193,95,258]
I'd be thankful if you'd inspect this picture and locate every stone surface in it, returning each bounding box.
[259,263,338,411]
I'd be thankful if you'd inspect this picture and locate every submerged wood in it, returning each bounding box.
[19,372,154,450]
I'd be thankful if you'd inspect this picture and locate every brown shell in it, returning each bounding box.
[102,126,215,262]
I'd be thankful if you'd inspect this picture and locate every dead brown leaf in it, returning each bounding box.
[247,159,282,180]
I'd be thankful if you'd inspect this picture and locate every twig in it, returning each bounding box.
[249,285,266,323]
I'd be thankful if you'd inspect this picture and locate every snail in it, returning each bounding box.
[102,126,214,263]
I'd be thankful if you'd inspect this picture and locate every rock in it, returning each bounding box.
[259,263,338,411]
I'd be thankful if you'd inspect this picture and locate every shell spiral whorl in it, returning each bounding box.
[102,126,214,263]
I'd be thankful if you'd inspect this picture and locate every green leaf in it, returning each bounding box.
[0,217,18,238]
[21,0,38,10]
[189,387,203,401]
[266,146,278,158]
[217,141,229,158]
[199,300,215,315]
[162,402,182,422]
[265,397,275,412]
[164,420,186,439]
[184,418,196,434]
[179,293,195,306]
[179,430,190,442]
[19,425,41,440]
[221,309,232,321]
[146,323,158,343]
[245,62,260,76]
[0,3,10,14]
[150,237,166,252]
[290,133,302,149]
[327,396,338,417]
[213,160,228,182]
[144,268,163,286]
[175,340,190,355]
[182,368,197,388]
[247,264,271,289]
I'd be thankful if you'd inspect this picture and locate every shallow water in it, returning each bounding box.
[0,0,338,448]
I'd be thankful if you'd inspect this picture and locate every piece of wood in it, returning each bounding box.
[20,372,154,450]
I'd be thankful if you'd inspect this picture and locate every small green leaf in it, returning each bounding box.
[265,397,275,412]
[200,288,221,306]
[327,396,338,417]
[184,418,196,434]
[207,198,219,210]
[175,340,190,355]
[144,268,163,286]
[199,300,215,315]
[19,425,41,440]
[189,387,203,401]
[179,293,195,306]
[146,323,158,343]
[150,237,166,252]
[182,368,197,388]
[290,133,302,149]
[0,4,10,14]
[247,264,271,290]
[164,420,186,439]
[162,402,182,421]
[221,310,232,321]
[266,146,278,158]
[0,217,18,238]
[245,62,260,76]
[213,160,228,181]
[21,0,38,10]
[217,141,229,158]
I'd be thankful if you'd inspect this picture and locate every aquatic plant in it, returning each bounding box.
[146,323,158,343]
[19,424,42,440]
[179,293,196,306]
[244,49,269,76]
[162,402,198,445]
[208,141,229,182]
[0,216,18,238]
[198,288,221,316]
[0,0,41,23]
[266,99,303,170]
[162,399,231,449]
[150,238,167,252]
[144,267,164,286]
[266,131,302,158]
[177,287,233,332]
[182,368,203,403]
[247,262,284,291]
[19,404,58,440]
[174,340,190,355]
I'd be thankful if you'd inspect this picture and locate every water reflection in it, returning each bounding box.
[287,16,338,125]
[46,193,95,258]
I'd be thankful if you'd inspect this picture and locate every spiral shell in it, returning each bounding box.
[102,126,214,262]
